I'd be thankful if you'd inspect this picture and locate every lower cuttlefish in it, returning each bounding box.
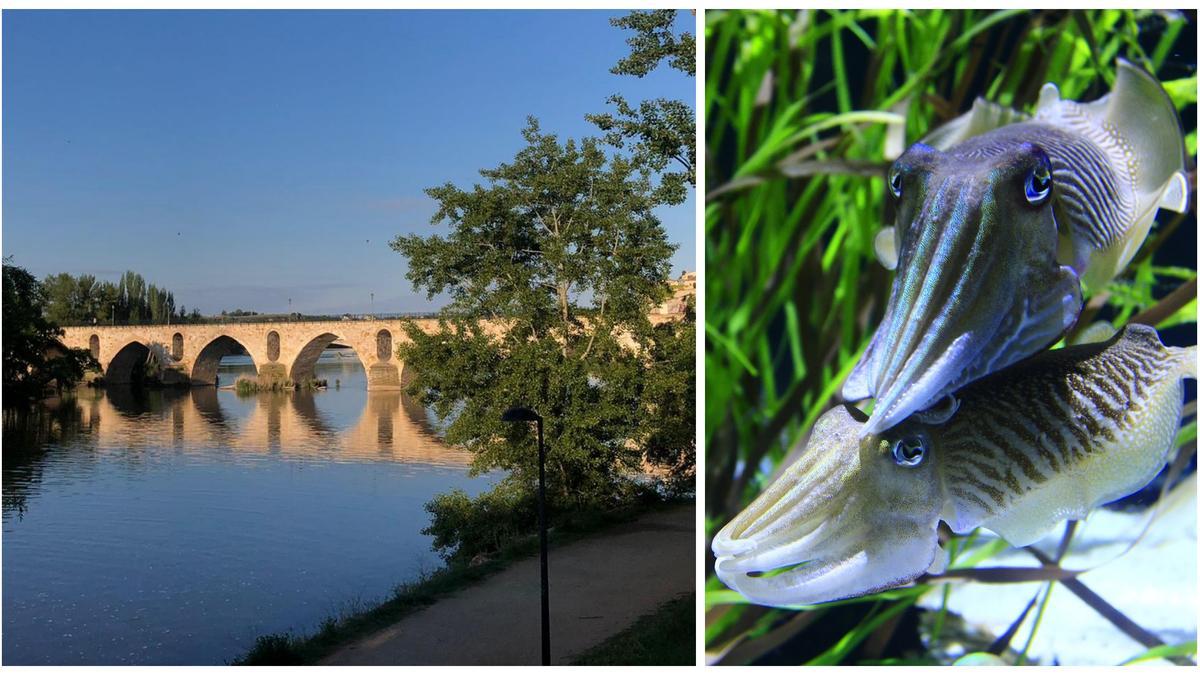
[847,60,1189,436]
[713,324,1195,607]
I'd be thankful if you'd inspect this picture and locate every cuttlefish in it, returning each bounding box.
[847,60,1189,436]
[713,324,1194,607]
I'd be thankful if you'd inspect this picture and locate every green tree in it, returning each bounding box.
[75,274,98,322]
[586,9,696,205]
[3,260,97,404]
[392,119,688,557]
[637,303,696,493]
[40,270,186,325]
[41,272,78,326]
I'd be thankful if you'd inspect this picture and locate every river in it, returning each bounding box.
[2,352,494,665]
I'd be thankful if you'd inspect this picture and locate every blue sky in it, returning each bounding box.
[3,10,696,315]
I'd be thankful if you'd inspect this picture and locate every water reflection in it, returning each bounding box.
[2,358,489,665]
[5,383,470,481]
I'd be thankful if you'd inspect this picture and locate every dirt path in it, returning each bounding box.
[321,505,695,665]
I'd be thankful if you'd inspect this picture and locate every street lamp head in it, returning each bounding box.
[501,406,541,423]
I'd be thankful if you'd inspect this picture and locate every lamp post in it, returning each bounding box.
[500,406,549,666]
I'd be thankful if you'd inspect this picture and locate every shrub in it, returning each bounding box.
[423,481,538,562]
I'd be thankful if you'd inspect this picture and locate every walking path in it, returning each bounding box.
[321,505,695,665]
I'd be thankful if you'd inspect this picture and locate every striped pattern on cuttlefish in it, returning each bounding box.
[847,60,1189,436]
[713,324,1195,608]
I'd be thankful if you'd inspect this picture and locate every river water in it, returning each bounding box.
[2,353,493,665]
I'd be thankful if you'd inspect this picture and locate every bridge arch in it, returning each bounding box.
[89,334,100,360]
[171,333,184,360]
[191,335,257,386]
[289,332,342,384]
[106,340,151,384]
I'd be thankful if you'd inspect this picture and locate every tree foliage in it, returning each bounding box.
[3,260,98,404]
[41,269,196,326]
[636,302,696,493]
[608,9,696,78]
[587,9,696,205]
[396,119,674,337]
[391,120,693,559]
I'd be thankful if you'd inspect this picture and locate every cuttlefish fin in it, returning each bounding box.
[873,226,898,270]
[920,97,1030,150]
[1068,320,1117,346]
[1035,59,1189,289]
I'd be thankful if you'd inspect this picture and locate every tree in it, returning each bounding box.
[637,301,696,494]
[3,260,97,404]
[41,272,79,326]
[40,270,188,325]
[586,10,696,206]
[392,119,687,557]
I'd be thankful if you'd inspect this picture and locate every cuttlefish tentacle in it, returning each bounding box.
[848,60,1187,434]
[714,325,1195,608]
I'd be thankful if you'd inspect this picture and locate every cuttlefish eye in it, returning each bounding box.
[892,436,926,466]
[888,167,903,198]
[1024,156,1052,205]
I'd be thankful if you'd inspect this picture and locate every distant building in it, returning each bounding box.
[651,271,696,316]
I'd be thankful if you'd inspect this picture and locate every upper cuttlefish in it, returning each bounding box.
[847,59,1189,436]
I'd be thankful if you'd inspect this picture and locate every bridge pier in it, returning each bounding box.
[256,363,290,388]
[367,362,402,390]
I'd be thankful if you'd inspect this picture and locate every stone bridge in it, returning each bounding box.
[60,319,503,390]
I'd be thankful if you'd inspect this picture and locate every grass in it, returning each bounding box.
[705,8,1196,666]
[233,498,691,665]
[233,375,327,395]
[570,593,696,665]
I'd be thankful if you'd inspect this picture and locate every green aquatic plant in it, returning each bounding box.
[706,8,1196,666]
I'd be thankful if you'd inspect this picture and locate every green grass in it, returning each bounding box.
[232,376,327,395]
[571,593,696,665]
[705,8,1196,666]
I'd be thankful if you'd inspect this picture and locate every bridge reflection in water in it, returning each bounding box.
[76,384,472,467]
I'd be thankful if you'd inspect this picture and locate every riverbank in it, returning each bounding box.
[236,502,694,665]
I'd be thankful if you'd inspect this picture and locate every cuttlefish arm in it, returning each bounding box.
[850,60,1188,435]
[714,325,1195,607]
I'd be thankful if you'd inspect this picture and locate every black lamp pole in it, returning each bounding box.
[501,406,550,666]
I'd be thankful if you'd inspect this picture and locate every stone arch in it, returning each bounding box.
[106,341,151,384]
[267,331,280,362]
[89,334,100,360]
[191,335,257,386]
[376,329,393,361]
[289,332,344,384]
[171,333,184,360]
